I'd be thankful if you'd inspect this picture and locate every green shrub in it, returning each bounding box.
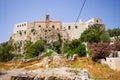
[25,40,45,59]
[0,43,14,62]
[63,39,86,57]
[16,54,23,60]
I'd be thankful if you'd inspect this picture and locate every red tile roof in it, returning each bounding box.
[34,20,61,23]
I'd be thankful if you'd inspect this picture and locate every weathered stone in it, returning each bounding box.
[45,76,56,80]
[10,73,34,80]
[0,69,6,75]
[72,54,78,61]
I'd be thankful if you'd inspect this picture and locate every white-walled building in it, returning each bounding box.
[14,22,33,34]
[11,14,104,42]
[12,22,33,41]
[62,18,103,40]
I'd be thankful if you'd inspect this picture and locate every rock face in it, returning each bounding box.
[11,76,34,80]
[33,54,66,68]
[10,68,92,80]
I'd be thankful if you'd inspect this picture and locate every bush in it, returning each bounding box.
[0,43,14,62]
[16,54,23,60]
[25,40,45,59]
[74,44,86,57]
[80,24,106,43]
[63,39,86,57]
[88,42,116,61]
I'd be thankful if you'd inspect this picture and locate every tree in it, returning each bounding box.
[0,43,14,61]
[80,24,108,43]
[88,42,116,61]
[108,28,120,42]
[25,40,45,59]
[108,28,120,51]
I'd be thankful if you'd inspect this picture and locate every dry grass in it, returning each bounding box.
[17,60,40,68]
[0,61,19,70]
[25,65,42,70]
[67,57,120,80]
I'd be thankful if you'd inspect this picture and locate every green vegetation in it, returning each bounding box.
[44,49,53,56]
[100,32,111,42]
[16,54,23,60]
[108,28,120,51]
[108,28,120,42]
[0,43,14,62]
[80,24,110,43]
[25,40,45,59]
[63,39,86,57]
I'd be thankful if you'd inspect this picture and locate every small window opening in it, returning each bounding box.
[75,26,78,29]
[68,26,71,30]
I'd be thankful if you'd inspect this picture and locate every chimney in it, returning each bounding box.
[46,14,50,21]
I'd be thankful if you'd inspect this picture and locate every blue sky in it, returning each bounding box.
[0,0,120,43]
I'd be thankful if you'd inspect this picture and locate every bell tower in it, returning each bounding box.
[46,14,50,28]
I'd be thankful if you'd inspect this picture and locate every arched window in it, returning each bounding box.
[68,26,71,30]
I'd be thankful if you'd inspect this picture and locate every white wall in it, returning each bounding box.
[101,58,120,71]
[14,22,33,34]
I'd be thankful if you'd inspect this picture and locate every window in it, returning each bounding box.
[96,20,99,23]
[22,24,24,26]
[68,26,71,30]
[17,25,19,27]
[75,26,78,29]
[20,25,21,27]
[24,31,26,34]
[38,25,41,27]
[45,30,47,32]
[52,25,55,28]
